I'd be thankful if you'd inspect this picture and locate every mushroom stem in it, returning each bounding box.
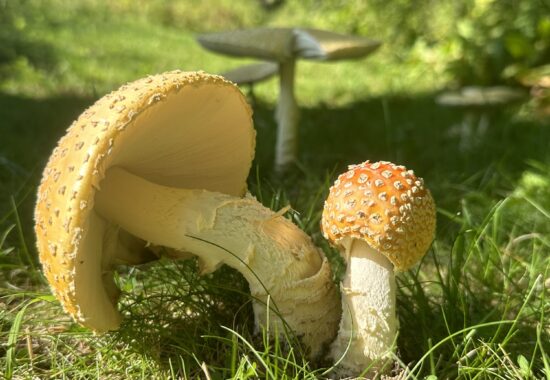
[331,238,396,375]
[95,167,339,356]
[274,59,300,171]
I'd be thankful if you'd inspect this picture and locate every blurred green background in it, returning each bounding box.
[1,0,550,378]
[2,0,549,94]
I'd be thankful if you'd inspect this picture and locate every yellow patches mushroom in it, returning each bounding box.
[35,70,339,356]
[322,160,436,376]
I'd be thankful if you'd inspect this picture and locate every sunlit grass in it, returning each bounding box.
[2,185,549,378]
[0,0,446,99]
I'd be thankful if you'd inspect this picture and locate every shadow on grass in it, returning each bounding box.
[253,92,549,194]
[0,37,58,78]
[0,93,93,269]
[0,11,59,81]
[3,89,548,226]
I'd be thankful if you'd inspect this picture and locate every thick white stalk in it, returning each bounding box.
[95,167,339,356]
[330,238,397,375]
[274,59,300,171]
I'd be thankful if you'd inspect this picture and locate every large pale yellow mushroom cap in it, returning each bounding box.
[34,71,255,331]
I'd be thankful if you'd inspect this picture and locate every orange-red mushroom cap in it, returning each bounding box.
[321,161,436,271]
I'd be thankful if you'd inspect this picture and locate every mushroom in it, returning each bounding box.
[221,62,279,102]
[436,86,526,150]
[321,160,436,376]
[34,70,340,356]
[221,61,279,87]
[197,27,381,171]
[517,65,550,119]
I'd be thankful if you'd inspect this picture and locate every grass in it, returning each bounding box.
[1,1,549,379]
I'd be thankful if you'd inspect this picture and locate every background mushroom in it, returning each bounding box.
[517,65,550,119]
[436,86,526,150]
[221,61,279,100]
[34,70,340,356]
[197,27,381,171]
[321,160,436,376]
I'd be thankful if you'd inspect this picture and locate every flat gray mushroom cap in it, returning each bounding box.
[437,86,527,107]
[198,28,294,61]
[197,27,381,62]
[221,62,279,85]
[295,28,381,61]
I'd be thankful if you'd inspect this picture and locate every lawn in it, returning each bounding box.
[1,1,549,379]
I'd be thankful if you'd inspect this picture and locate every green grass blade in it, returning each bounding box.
[4,298,42,380]
[9,196,35,271]
[221,326,276,379]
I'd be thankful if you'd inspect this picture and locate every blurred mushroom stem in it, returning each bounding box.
[458,111,490,151]
[274,60,300,172]
[330,238,396,376]
[95,167,340,356]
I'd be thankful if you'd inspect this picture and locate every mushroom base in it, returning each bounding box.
[330,238,397,376]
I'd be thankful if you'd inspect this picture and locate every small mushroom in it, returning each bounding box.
[197,27,381,171]
[436,86,526,149]
[221,62,279,101]
[321,160,436,376]
[221,61,279,87]
[517,65,550,119]
[517,64,550,89]
[34,70,340,356]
